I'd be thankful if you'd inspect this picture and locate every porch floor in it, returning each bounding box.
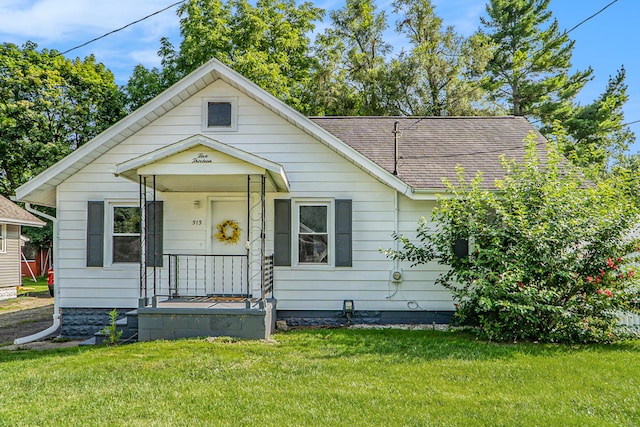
[151,297,264,310]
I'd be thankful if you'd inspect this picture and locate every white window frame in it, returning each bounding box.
[202,97,238,132]
[107,201,140,266]
[0,224,6,253]
[293,199,334,268]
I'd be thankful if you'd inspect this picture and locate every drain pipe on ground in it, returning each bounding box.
[14,203,61,345]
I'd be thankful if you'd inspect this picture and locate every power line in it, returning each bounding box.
[60,1,185,55]
[404,1,621,133]
[566,0,619,33]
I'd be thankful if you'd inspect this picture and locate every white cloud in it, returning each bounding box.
[0,0,180,45]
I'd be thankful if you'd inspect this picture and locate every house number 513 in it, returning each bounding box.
[192,220,202,226]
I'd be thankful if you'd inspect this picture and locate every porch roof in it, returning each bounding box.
[114,134,290,192]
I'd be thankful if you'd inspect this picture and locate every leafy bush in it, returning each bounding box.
[386,132,640,343]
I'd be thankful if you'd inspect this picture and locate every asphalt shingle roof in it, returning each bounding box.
[0,194,45,226]
[310,116,545,190]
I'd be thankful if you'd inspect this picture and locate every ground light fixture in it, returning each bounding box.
[343,299,354,316]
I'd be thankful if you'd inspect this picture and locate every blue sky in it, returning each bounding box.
[1,0,638,152]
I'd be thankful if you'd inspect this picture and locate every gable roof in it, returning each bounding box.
[15,58,545,206]
[15,58,411,207]
[115,134,289,192]
[0,195,45,227]
[311,116,545,192]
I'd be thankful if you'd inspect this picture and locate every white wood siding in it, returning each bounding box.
[0,224,21,288]
[55,79,454,310]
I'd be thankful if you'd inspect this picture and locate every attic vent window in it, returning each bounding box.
[203,97,237,131]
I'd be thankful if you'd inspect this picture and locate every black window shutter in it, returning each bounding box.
[335,199,352,267]
[86,201,104,267]
[146,201,163,267]
[454,237,469,259]
[274,199,291,266]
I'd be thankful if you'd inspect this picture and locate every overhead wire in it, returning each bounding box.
[60,1,185,55]
[52,0,637,133]
[401,0,636,144]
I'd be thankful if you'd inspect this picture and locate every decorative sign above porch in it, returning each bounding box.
[192,153,213,164]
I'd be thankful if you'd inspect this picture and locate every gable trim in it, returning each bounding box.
[15,58,413,206]
[114,134,290,192]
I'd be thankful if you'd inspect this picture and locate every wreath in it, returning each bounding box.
[215,219,241,244]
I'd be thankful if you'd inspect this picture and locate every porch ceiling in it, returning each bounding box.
[114,135,289,193]
[139,174,266,192]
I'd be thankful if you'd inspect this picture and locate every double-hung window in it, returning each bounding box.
[273,199,351,268]
[297,203,329,265]
[112,206,140,263]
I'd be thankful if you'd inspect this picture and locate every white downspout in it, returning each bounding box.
[14,203,60,345]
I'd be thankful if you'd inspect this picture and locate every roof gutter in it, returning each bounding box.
[14,203,60,345]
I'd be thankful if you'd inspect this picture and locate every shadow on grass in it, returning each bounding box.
[1,328,639,365]
[277,328,640,362]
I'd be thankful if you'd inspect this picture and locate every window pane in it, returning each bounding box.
[299,206,327,233]
[114,207,140,234]
[207,102,232,127]
[22,242,37,261]
[298,234,328,263]
[113,236,140,263]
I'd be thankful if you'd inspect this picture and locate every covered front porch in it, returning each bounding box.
[114,134,288,340]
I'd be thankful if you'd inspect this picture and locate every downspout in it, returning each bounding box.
[14,203,60,345]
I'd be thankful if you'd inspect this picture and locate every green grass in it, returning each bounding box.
[0,329,638,426]
[18,276,50,295]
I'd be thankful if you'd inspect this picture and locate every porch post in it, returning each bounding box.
[247,174,266,299]
[260,175,266,298]
[139,175,147,306]
[152,175,157,297]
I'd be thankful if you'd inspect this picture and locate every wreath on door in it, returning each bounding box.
[215,219,241,244]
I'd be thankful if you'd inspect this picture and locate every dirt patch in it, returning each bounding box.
[0,293,56,347]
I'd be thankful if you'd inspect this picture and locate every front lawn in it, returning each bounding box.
[0,329,638,426]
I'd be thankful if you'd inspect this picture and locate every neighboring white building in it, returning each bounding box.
[15,59,541,338]
[0,195,45,300]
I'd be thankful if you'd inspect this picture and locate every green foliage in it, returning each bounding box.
[388,0,493,116]
[387,132,640,343]
[99,309,123,346]
[310,0,390,115]
[0,42,126,196]
[125,0,323,113]
[478,0,592,119]
[551,67,636,177]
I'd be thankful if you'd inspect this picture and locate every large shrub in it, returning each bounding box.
[387,133,640,343]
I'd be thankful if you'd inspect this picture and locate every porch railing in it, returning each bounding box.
[262,254,274,299]
[147,253,275,301]
[165,254,249,298]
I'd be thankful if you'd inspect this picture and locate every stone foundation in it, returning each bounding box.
[0,287,17,301]
[60,307,134,338]
[277,310,455,328]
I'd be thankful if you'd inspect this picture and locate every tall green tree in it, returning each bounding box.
[389,0,492,116]
[310,0,391,115]
[126,0,323,113]
[552,67,635,177]
[479,0,591,120]
[0,42,125,196]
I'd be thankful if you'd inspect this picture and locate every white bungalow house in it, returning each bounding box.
[0,195,45,300]
[14,59,541,340]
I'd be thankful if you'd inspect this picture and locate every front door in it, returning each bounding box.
[208,199,248,296]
